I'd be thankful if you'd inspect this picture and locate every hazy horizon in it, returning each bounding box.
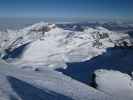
[0,0,132,21]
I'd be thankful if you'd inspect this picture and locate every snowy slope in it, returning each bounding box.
[95,69,133,100]
[0,61,115,100]
[0,22,133,100]
[1,22,132,69]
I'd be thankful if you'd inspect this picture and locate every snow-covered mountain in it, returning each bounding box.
[0,22,133,100]
[0,22,132,69]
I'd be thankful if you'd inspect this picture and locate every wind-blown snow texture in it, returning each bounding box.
[0,61,115,100]
[0,22,133,100]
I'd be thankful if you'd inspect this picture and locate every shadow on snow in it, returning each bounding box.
[7,76,73,100]
[56,47,133,85]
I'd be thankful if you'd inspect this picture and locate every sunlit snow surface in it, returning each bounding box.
[0,22,133,100]
[0,61,115,100]
[95,69,133,100]
[1,22,132,69]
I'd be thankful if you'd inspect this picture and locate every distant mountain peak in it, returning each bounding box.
[22,22,56,32]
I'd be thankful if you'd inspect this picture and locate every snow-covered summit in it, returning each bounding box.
[0,22,132,69]
[0,22,133,100]
[21,22,56,33]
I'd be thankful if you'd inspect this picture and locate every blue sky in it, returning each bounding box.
[0,0,132,21]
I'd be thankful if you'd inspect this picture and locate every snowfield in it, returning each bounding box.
[0,61,115,100]
[0,22,132,69]
[95,69,133,100]
[0,22,133,100]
